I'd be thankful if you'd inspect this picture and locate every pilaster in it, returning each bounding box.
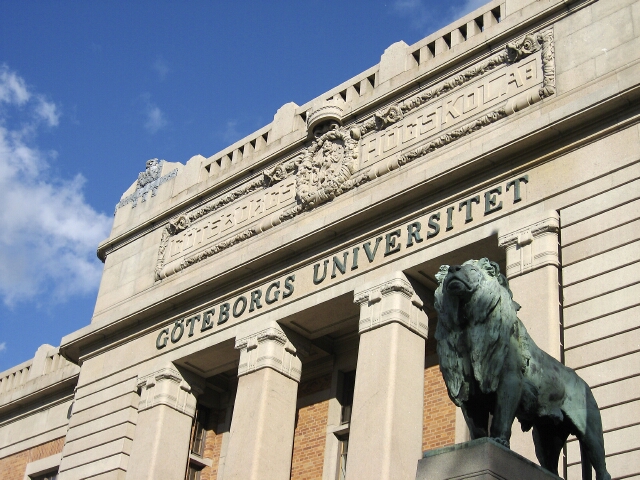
[126,364,202,480]
[222,325,306,480]
[136,365,201,417]
[498,212,560,278]
[235,326,307,382]
[347,271,428,480]
[354,272,428,339]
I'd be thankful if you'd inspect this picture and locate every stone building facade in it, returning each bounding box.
[2,0,640,478]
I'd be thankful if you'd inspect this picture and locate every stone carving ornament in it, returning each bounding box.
[116,159,178,211]
[137,159,162,187]
[265,124,361,211]
[434,258,610,480]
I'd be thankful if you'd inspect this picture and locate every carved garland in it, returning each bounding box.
[153,28,555,280]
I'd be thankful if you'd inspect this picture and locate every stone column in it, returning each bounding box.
[127,365,202,480]
[498,211,561,464]
[222,326,308,480]
[347,272,428,480]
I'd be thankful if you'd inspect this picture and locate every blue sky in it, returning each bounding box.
[0,0,485,371]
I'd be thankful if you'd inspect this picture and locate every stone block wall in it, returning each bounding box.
[0,437,64,480]
[57,374,139,479]
[561,163,640,479]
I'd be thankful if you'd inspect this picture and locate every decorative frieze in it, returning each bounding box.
[136,366,202,417]
[354,273,428,338]
[498,212,560,279]
[116,159,178,211]
[153,28,554,281]
[235,327,309,382]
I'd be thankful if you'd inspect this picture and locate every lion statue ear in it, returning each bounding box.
[435,265,450,284]
[434,265,450,313]
[489,260,500,276]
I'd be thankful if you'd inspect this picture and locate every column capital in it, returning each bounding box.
[136,364,202,417]
[353,272,428,338]
[235,326,309,382]
[498,211,559,279]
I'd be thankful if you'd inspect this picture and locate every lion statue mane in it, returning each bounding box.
[434,258,610,480]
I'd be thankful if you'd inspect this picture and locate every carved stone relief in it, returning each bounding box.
[264,125,361,210]
[153,28,555,281]
[351,30,554,140]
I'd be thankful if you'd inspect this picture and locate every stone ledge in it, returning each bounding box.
[416,438,561,480]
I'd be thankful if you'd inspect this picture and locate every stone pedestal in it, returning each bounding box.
[347,272,429,480]
[416,438,561,480]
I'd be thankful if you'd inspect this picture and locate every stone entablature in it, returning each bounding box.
[99,0,568,261]
[144,175,529,357]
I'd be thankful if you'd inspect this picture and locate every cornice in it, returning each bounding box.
[97,0,587,261]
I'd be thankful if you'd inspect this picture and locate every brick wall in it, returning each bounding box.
[290,374,332,480]
[422,365,456,451]
[200,409,224,480]
[0,437,65,480]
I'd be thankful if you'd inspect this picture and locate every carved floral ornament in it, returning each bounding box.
[153,28,555,281]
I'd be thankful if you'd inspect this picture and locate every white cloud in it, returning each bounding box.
[35,96,60,127]
[142,94,167,134]
[450,0,489,20]
[0,67,29,105]
[392,0,432,31]
[153,56,169,81]
[0,65,112,306]
[0,342,6,353]
[220,120,240,144]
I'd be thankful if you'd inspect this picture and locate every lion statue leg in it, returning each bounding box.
[532,421,570,476]
[461,402,490,439]
[576,391,611,480]
[489,352,523,448]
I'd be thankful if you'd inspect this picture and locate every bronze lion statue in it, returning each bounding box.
[434,258,610,480]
